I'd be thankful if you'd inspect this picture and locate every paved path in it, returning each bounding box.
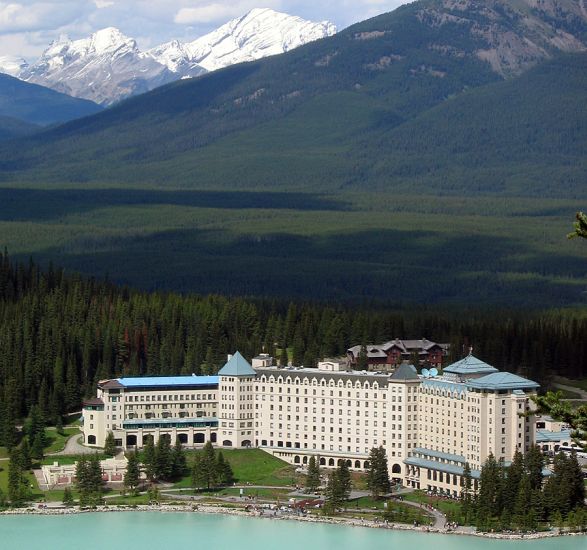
[552,379,587,400]
[393,498,446,529]
[49,433,95,456]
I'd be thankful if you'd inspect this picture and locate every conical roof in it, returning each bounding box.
[218,351,256,376]
[444,354,498,375]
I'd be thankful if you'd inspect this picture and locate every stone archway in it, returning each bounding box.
[126,434,137,446]
[320,457,326,466]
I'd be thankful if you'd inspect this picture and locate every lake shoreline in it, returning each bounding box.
[1,503,585,540]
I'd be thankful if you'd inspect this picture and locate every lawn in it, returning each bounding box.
[44,427,80,454]
[174,449,298,488]
[403,490,464,522]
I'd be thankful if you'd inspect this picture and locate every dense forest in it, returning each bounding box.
[1,250,586,443]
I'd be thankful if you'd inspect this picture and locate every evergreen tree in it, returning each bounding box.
[305,455,321,493]
[30,432,45,461]
[367,447,391,499]
[324,471,342,511]
[513,473,532,530]
[19,438,32,470]
[524,445,544,491]
[104,431,116,457]
[191,442,218,489]
[337,461,352,503]
[62,487,74,507]
[216,452,234,485]
[171,438,187,480]
[154,436,173,480]
[7,448,30,506]
[124,451,141,495]
[460,462,473,524]
[143,438,156,481]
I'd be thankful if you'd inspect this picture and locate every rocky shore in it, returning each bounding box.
[1,503,584,540]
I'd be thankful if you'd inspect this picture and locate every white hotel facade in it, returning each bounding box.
[83,351,542,495]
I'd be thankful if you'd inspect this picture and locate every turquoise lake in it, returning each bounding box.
[0,513,586,550]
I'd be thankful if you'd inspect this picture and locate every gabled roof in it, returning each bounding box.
[467,371,539,391]
[444,354,498,375]
[390,363,419,381]
[218,351,256,377]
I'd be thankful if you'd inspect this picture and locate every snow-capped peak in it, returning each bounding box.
[9,9,337,105]
[183,8,337,72]
[0,55,29,77]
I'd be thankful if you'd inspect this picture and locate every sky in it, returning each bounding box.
[0,0,412,59]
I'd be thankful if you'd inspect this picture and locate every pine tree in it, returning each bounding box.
[524,445,544,491]
[367,447,390,499]
[191,442,218,490]
[124,451,141,495]
[461,462,473,524]
[7,448,30,506]
[62,487,74,507]
[104,431,116,457]
[143,438,156,481]
[171,438,187,480]
[337,461,352,503]
[155,436,173,480]
[305,455,321,493]
[324,471,342,511]
[216,452,234,485]
[31,432,45,460]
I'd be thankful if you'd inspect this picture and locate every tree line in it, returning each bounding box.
[1,251,587,446]
[465,448,586,531]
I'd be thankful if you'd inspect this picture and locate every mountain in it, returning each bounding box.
[0,0,586,305]
[147,8,337,73]
[0,55,28,77]
[0,73,102,126]
[0,115,39,141]
[17,9,336,106]
[20,27,177,107]
[3,0,585,190]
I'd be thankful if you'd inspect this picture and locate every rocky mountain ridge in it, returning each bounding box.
[12,9,336,105]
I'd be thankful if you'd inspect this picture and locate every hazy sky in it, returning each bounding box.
[0,1,412,59]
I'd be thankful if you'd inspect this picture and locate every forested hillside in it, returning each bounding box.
[0,0,585,306]
[1,253,586,444]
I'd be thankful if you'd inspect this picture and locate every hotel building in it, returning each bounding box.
[83,351,542,495]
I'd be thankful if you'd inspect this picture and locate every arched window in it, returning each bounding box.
[194,433,205,443]
[392,464,401,474]
[320,457,326,466]
[294,456,301,464]
[328,458,335,466]
[241,440,252,447]
[87,435,96,445]
[222,440,233,447]
[302,456,308,464]
[210,433,217,443]
[354,460,361,469]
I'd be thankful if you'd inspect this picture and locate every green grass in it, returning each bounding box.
[44,427,80,454]
[174,449,298,488]
[560,379,587,392]
[403,490,464,522]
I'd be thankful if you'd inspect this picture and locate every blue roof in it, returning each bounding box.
[467,372,539,391]
[117,375,219,388]
[218,351,256,377]
[412,447,466,464]
[536,429,572,443]
[444,354,498,375]
[404,457,481,479]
